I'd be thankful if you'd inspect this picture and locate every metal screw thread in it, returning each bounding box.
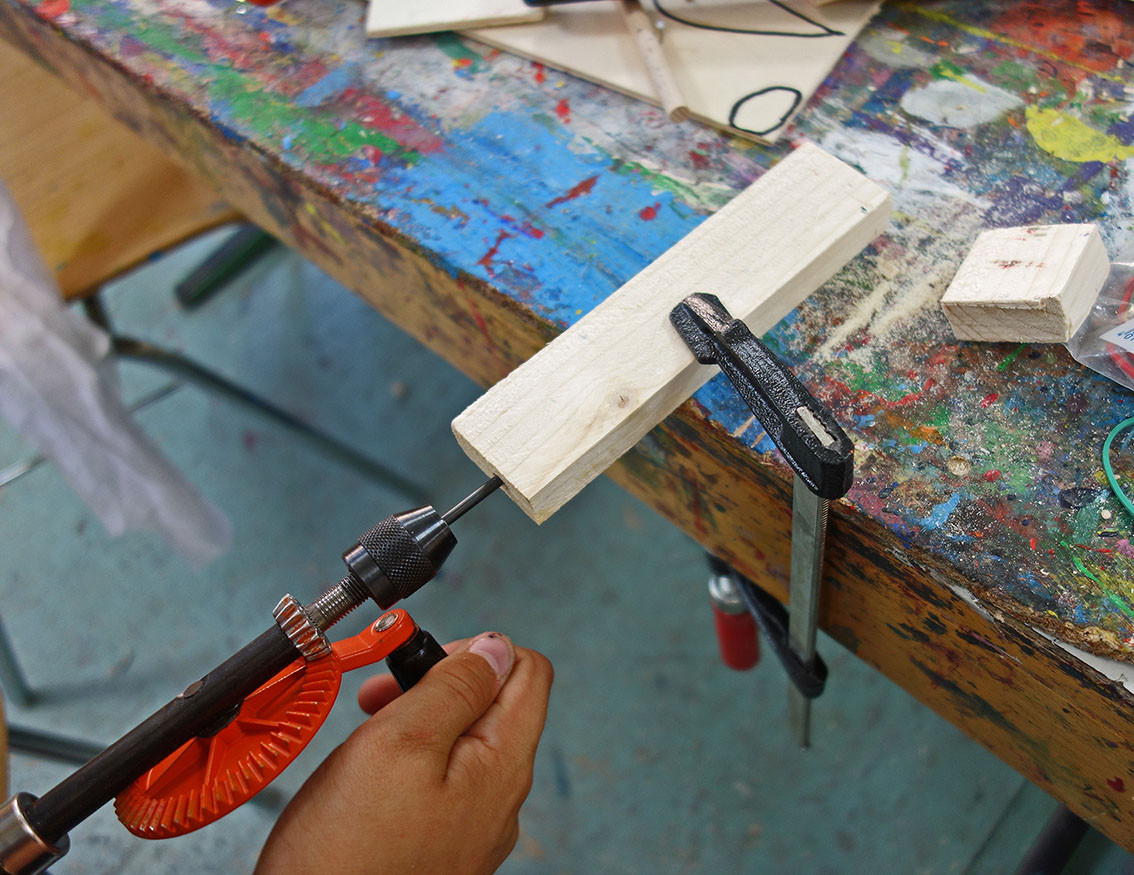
[304,575,371,631]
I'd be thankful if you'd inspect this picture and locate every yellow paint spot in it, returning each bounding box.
[1025,106,1134,163]
[935,66,987,93]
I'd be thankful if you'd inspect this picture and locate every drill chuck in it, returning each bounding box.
[342,506,456,609]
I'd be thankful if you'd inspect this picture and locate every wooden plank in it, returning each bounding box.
[452,142,891,523]
[365,0,544,38]
[941,224,1110,343]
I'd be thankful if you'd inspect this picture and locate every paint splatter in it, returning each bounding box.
[477,230,514,273]
[545,175,598,209]
[639,203,660,221]
[36,0,68,17]
[532,62,546,85]
[900,77,1022,129]
[980,393,998,408]
[1026,107,1134,163]
[1108,777,1126,793]
[555,99,571,123]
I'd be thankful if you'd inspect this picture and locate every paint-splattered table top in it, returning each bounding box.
[5,0,1134,836]
[6,0,1134,659]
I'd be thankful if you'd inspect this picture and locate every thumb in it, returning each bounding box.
[382,632,516,762]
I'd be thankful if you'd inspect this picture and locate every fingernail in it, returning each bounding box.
[469,632,514,679]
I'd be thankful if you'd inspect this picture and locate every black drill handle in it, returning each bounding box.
[25,625,298,844]
[386,627,448,691]
[670,293,854,500]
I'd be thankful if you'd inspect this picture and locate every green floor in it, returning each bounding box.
[1,230,1131,873]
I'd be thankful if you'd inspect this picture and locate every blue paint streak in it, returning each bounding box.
[920,493,962,531]
[295,64,359,108]
[341,109,706,326]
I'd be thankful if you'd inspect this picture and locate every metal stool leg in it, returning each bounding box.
[0,618,33,708]
[6,725,102,767]
[109,335,426,501]
[78,295,426,502]
[174,226,277,310]
[1014,805,1090,875]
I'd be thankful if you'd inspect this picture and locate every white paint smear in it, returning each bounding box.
[819,127,990,216]
[900,77,1023,129]
[858,27,935,69]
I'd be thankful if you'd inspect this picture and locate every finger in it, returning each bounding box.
[450,646,553,778]
[378,632,517,766]
[357,638,469,714]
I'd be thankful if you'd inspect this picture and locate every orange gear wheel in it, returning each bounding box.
[115,609,418,839]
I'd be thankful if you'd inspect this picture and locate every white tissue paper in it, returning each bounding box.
[0,181,232,566]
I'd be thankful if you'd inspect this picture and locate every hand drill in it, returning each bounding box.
[0,475,503,875]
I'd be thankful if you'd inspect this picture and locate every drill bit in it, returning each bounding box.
[443,475,503,524]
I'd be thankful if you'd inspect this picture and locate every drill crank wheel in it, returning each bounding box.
[114,610,418,839]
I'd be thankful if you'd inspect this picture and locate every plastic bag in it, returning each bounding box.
[0,180,231,567]
[1067,261,1134,392]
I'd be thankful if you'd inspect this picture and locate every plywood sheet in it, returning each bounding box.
[467,0,880,143]
[367,0,544,38]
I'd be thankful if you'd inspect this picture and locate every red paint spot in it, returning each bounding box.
[555,98,571,122]
[532,62,546,85]
[37,0,69,17]
[980,392,998,408]
[1108,776,1126,793]
[639,203,660,221]
[992,6,1133,87]
[688,150,709,170]
[477,230,514,273]
[502,215,544,239]
[984,470,1002,482]
[340,89,444,154]
[465,295,502,371]
[1029,537,1037,550]
[362,145,384,164]
[455,57,473,69]
[545,174,598,208]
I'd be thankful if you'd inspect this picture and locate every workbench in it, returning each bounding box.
[2,0,1133,850]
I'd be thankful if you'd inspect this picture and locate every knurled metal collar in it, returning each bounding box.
[273,595,332,661]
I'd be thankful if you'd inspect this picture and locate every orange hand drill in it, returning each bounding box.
[0,476,503,874]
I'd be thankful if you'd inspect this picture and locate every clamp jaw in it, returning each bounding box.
[671,293,853,747]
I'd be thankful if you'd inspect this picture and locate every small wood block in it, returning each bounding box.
[941,224,1110,343]
[366,0,544,38]
[452,142,891,523]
